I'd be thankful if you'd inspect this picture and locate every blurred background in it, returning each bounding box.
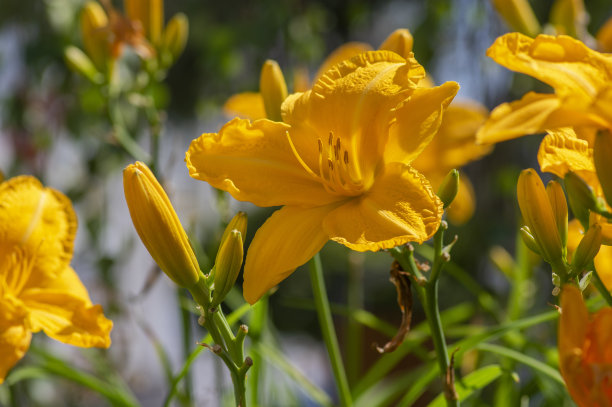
[1,0,611,405]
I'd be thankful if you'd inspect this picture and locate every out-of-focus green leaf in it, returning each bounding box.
[427,365,504,407]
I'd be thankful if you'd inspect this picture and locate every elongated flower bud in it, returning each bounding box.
[491,0,540,37]
[546,180,568,249]
[124,0,164,46]
[565,171,597,227]
[520,226,541,256]
[379,28,414,58]
[161,13,188,65]
[81,1,110,69]
[211,229,244,307]
[220,211,248,245]
[594,130,612,207]
[517,169,563,264]
[572,224,602,272]
[260,60,288,122]
[437,169,459,209]
[64,46,103,84]
[123,161,200,288]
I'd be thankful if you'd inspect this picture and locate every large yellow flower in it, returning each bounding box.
[477,33,612,145]
[559,285,612,406]
[0,176,112,383]
[187,51,458,304]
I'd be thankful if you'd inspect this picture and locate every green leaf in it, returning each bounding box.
[427,365,503,407]
[476,343,564,384]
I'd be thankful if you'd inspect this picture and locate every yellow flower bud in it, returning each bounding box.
[64,46,103,84]
[123,161,200,288]
[491,0,540,37]
[160,13,188,65]
[546,180,568,249]
[124,0,164,46]
[378,28,414,58]
[259,60,288,122]
[594,130,612,207]
[220,211,248,245]
[517,169,563,264]
[80,1,110,70]
[437,169,459,209]
[565,171,598,226]
[211,229,244,307]
[572,224,603,272]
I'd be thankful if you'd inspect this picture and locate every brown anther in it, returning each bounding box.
[318,139,323,153]
[328,159,334,170]
[343,151,349,164]
[328,132,333,146]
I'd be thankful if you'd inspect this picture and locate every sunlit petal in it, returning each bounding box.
[243,205,334,304]
[0,176,77,277]
[21,265,112,348]
[312,42,372,83]
[323,163,442,251]
[0,323,31,384]
[385,81,459,164]
[186,118,338,207]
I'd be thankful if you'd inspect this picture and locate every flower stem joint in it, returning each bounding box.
[123,161,201,288]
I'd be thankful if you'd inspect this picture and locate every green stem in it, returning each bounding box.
[309,254,352,407]
[392,226,459,407]
[248,297,268,406]
[591,264,612,306]
[346,252,364,385]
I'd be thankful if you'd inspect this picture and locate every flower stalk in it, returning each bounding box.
[391,222,459,407]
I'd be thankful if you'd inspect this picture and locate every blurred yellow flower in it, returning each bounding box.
[558,284,612,406]
[477,33,612,145]
[187,51,458,303]
[0,176,112,383]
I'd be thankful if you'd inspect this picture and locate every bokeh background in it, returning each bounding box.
[1,0,612,405]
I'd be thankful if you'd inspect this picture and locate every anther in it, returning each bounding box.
[344,151,349,164]
[318,139,323,153]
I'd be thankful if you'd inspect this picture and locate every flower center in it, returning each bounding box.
[287,131,365,196]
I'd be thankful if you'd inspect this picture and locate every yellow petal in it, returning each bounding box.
[243,205,333,304]
[285,51,425,185]
[446,174,476,226]
[378,28,414,58]
[21,265,112,348]
[80,1,110,69]
[0,323,31,384]
[488,33,610,97]
[385,81,459,165]
[477,93,561,144]
[312,42,372,83]
[186,118,337,207]
[537,129,595,179]
[323,162,442,251]
[0,176,77,277]
[223,92,267,120]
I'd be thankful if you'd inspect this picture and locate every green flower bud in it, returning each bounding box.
[437,169,460,209]
[211,229,244,307]
[161,13,188,66]
[520,226,542,256]
[64,46,103,84]
[571,224,602,272]
[565,171,598,227]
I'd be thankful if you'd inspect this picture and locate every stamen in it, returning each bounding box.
[285,131,319,179]
[343,151,349,164]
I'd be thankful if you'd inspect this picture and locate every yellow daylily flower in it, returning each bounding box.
[477,33,612,145]
[558,285,612,406]
[187,51,459,303]
[0,176,113,383]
